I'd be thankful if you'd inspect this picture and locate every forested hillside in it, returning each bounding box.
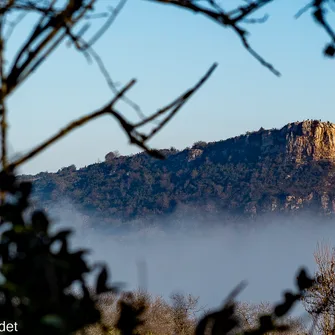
[21,120,335,224]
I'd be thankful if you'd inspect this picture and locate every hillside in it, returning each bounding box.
[21,120,335,224]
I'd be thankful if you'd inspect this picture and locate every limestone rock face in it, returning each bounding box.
[194,120,335,218]
[188,148,203,162]
[216,120,335,164]
[283,120,335,163]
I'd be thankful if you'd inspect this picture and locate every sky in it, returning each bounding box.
[5,0,335,174]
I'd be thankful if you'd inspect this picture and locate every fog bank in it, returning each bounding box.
[48,203,335,317]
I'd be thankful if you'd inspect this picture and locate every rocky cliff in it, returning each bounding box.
[203,120,335,164]
[21,120,335,223]
[283,120,335,162]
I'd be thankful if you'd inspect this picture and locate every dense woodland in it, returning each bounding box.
[21,123,335,225]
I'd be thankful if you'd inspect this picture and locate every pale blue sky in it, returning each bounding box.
[5,0,335,174]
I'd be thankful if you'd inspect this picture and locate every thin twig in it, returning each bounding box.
[148,0,280,76]
[143,63,218,140]
[8,79,137,169]
[8,61,217,170]
[294,2,313,19]
[6,0,95,96]
[0,14,7,169]
[88,47,147,120]
[134,63,218,129]
[243,14,269,24]
[84,0,128,49]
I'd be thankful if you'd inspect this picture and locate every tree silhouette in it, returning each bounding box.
[0,0,330,334]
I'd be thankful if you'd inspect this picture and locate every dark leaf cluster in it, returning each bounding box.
[0,169,120,335]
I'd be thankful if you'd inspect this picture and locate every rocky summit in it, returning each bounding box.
[21,120,335,224]
[202,120,335,164]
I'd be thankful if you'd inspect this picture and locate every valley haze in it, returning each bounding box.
[24,120,335,320]
[49,203,332,319]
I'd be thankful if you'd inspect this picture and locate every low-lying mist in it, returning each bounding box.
[47,202,335,318]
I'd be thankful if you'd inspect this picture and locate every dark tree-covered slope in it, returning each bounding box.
[21,120,335,223]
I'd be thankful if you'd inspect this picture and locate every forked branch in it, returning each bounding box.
[149,0,280,76]
[8,63,217,170]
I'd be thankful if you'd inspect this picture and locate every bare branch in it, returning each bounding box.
[8,78,137,170]
[86,47,147,120]
[83,0,128,49]
[243,13,269,24]
[294,2,313,19]
[148,0,280,76]
[0,14,7,169]
[136,62,218,140]
[4,11,26,40]
[228,0,273,22]
[295,1,335,58]
[7,62,217,170]
[3,0,335,174]
[302,242,335,334]
[5,0,95,96]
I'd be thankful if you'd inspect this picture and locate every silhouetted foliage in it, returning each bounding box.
[0,169,111,334]
[194,273,314,335]
[0,0,333,334]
